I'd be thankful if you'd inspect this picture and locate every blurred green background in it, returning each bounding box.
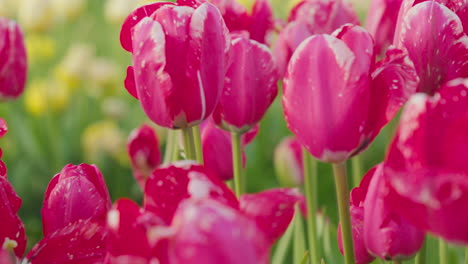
[0,0,465,263]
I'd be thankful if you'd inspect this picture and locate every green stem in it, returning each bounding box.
[414,236,426,264]
[302,148,319,264]
[231,132,243,197]
[351,156,362,187]
[192,125,204,164]
[465,248,468,264]
[182,127,195,160]
[439,239,448,264]
[332,162,355,264]
[163,129,175,164]
[171,130,180,162]
[293,205,306,264]
[271,216,294,264]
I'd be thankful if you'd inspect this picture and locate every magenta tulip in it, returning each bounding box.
[127,124,161,189]
[168,199,270,264]
[122,2,230,128]
[144,162,239,223]
[363,163,424,260]
[393,1,468,94]
[274,0,360,76]
[201,121,258,181]
[366,0,403,56]
[0,176,26,258]
[213,35,278,133]
[337,170,375,264]
[283,24,418,163]
[0,18,27,100]
[384,78,468,244]
[274,136,303,186]
[41,164,112,236]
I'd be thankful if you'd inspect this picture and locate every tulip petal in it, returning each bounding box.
[283,34,369,162]
[168,199,270,264]
[124,66,138,99]
[395,1,468,94]
[384,79,468,243]
[144,162,239,224]
[27,219,107,263]
[239,188,304,244]
[249,0,274,44]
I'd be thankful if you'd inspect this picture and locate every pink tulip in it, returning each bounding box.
[144,162,239,223]
[274,0,360,76]
[384,78,468,244]
[337,169,375,264]
[41,164,112,236]
[0,176,26,258]
[283,24,418,163]
[168,199,270,264]
[366,0,403,56]
[363,163,424,260]
[0,18,27,100]
[0,248,14,264]
[26,219,107,264]
[201,121,258,181]
[127,124,161,189]
[274,136,303,186]
[122,2,231,128]
[393,1,468,94]
[240,188,304,244]
[213,34,278,133]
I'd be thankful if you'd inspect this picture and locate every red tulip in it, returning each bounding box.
[363,164,424,260]
[127,124,161,189]
[26,219,107,264]
[201,121,258,181]
[123,2,231,128]
[167,199,270,264]
[213,34,278,133]
[0,176,26,258]
[337,169,375,264]
[384,78,468,244]
[240,188,304,244]
[393,1,468,94]
[274,0,359,76]
[366,0,403,56]
[0,18,27,100]
[283,24,418,163]
[144,162,239,224]
[274,136,303,186]
[42,164,112,236]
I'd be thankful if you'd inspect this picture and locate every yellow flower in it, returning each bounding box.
[55,43,95,92]
[0,0,19,18]
[25,34,56,65]
[50,0,86,21]
[86,58,120,97]
[82,120,127,164]
[24,79,70,116]
[18,0,55,32]
[105,0,138,24]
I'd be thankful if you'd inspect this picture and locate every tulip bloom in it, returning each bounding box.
[213,35,278,133]
[384,78,468,244]
[366,0,403,56]
[274,136,303,187]
[41,163,112,236]
[363,164,424,260]
[0,18,27,100]
[0,176,26,258]
[337,170,375,264]
[274,0,360,76]
[121,2,231,128]
[393,1,468,94]
[283,24,419,163]
[201,121,258,181]
[127,124,161,189]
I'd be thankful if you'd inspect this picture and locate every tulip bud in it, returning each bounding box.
[274,136,303,187]
[201,121,258,181]
[41,164,112,236]
[384,79,468,243]
[125,2,231,128]
[0,18,27,100]
[127,124,161,189]
[0,176,26,258]
[283,24,418,163]
[363,163,424,260]
[213,35,278,133]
